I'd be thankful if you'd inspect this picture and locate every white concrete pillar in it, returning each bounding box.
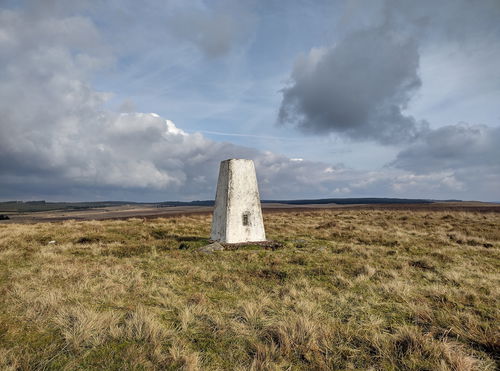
[211,159,266,243]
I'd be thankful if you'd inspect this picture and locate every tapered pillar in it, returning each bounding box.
[211,159,266,243]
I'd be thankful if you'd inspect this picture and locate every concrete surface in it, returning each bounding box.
[211,159,266,243]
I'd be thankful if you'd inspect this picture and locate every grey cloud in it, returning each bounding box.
[278,24,428,144]
[278,0,500,145]
[168,9,238,57]
[1,3,498,202]
[390,124,500,200]
[139,1,256,58]
[384,0,500,46]
[0,6,342,201]
[0,6,294,201]
[13,0,255,59]
[392,124,500,173]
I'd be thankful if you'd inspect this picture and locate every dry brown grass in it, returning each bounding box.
[0,209,499,370]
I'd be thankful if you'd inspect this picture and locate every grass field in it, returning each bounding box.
[0,209,498,370]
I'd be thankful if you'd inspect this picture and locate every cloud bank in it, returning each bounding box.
[276,0,500,200]
[278,0,500,143]
[278,26,427,144]
[0,1,499,202]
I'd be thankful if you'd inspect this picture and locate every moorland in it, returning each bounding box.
[0,208,499,370]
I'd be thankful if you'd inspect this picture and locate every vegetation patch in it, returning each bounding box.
[0,210,498,370]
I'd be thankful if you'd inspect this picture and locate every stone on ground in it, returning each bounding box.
[198,242,225,253]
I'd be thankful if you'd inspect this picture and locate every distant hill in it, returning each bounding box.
[0,201,134,213]
[264,197,436,205]
[157,198,462,207]
[1,198,464,213]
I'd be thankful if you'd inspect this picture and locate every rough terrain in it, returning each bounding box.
[0,209,499,369]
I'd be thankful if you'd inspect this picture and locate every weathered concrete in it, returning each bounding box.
[211,159,266,243]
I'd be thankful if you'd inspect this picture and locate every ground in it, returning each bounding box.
[0,208,498,370]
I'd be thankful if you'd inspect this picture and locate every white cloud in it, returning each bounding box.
[0,2,499,202]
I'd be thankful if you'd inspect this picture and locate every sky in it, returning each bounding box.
[0,0,499,202]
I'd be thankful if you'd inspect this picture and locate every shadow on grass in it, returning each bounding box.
[150,230,206,242]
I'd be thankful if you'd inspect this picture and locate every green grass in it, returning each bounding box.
[0,210,499,370]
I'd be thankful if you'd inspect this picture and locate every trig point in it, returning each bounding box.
[211,159,266,243]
